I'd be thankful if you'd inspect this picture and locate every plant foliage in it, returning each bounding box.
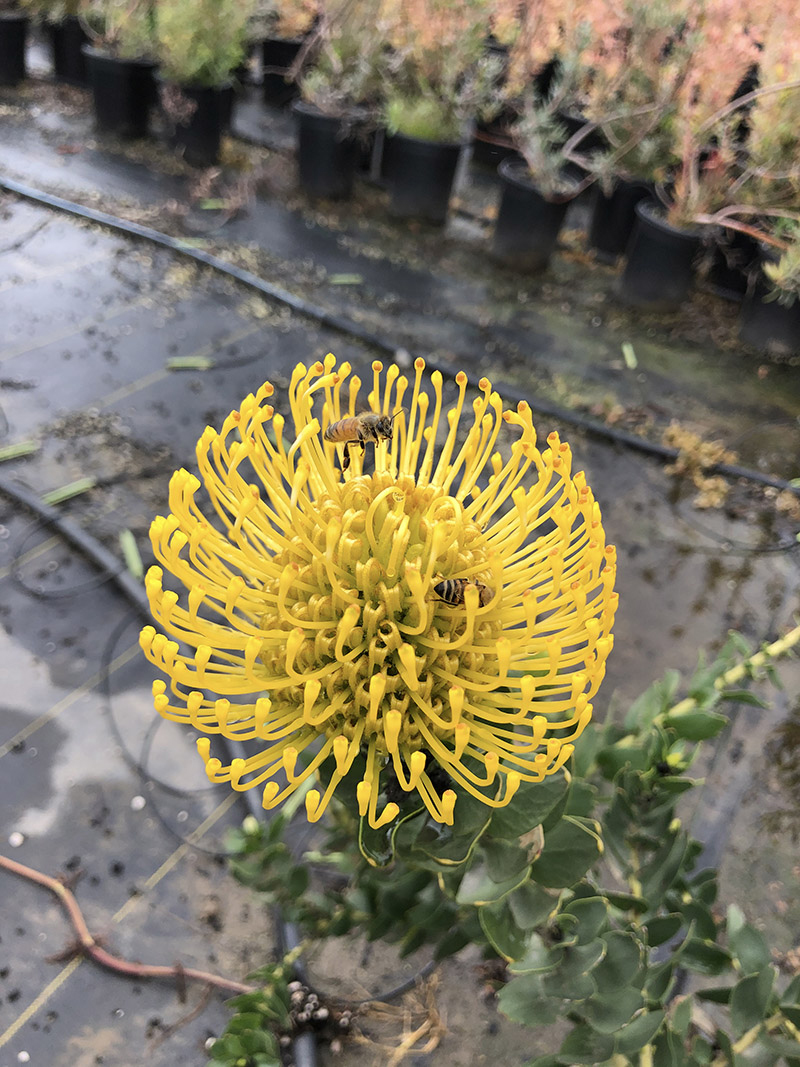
[209,628,800,1066]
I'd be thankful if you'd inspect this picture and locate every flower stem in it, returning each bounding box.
[663,623,800,720]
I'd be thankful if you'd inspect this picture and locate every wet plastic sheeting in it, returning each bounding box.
[0,108,799,1064]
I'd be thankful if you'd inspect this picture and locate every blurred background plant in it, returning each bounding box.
[576,0,692,194]
[81,0,156,59]
[156,0,258,87]
[18,0,80,21]
[298,0,386,120]
[380,0,502,142]
[246,0,317,41]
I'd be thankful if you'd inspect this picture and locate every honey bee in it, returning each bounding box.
[323,411,400,471]
[433,578,494,608]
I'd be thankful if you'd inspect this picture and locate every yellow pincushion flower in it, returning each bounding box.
[140,355,617,829]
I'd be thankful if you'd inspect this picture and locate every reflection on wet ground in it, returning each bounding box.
[0,69,799,1066]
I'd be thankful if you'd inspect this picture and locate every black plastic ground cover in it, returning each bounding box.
[0,471,319,1067]
[0,173,797,499]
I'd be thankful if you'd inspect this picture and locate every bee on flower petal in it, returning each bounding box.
[433,578,494,608]
[323,411,400,471]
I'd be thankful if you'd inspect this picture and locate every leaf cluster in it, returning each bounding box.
[205,958,292,1066]
[156,0,257,87]
[221,629,800,1065]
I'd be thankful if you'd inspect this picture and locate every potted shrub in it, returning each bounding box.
[619,2,770,311]
[156,0,258,167]
[739,223,800,357]
[492,96,581,272]
[250,0,317,107]
[294,0,385,200]
[489,4,597,272]
[573,0,689,264]
[0,0,30,86]
[379,0,500,226]
[20,0,88,84]
[80,0,157,139]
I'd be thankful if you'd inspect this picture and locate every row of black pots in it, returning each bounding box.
[296,104,464,225]
[82,44,233,165]
[0,11,29,87]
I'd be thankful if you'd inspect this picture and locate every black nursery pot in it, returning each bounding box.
[618,200,702,311]
[50,15,89,87]
[739,269,800,358]
[261,36,301,107]
[83,46,156,139]
[587,176,652,264]
[491,158,575,273]
[704,229,758,302]
[472,113,520,171]
[382,132,463,225]
[294,101,358,200]
[161,81,233,167]
[0,13,28,87]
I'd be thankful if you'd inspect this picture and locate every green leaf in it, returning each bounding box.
[596,741,650,778]
[434,926,472,960]
[645,914,683,948]
[529,817,602,889]
[497,973,561,1025]
[507,881,557,930]
[119,529,144,580]
[679,901,717,942]
[671,995,693,1037]
[664,708,729,740]
[564,779,596,817]
[719,689,768,708]
[0,439,40,462]
[564,897,609,944]
[780,974,800,1007]
[730,968,775,1036]
[728,917,772,974]
[625,672,680,732]
[479,900,528,961]
[489,773,570,840]
[640,831,689,905]
[42,476,97,505]
[757,1032,800,1058]
[542,942,605,1000]
[556,1024,615,1064]
[614,1010,666,1055]
[652,1026,688,1067]
[581,986,644,1033]
[359,803,426,867]
[481,838,531,882]
[690,868,719,907]
[507,932,555,975]
[681,938,733,976]
[329,272,363,284]
[696,986,733,1004]
[644,961,675,1002]
[456,861,529,905]
[691,1035,714,1064]
[605,890,649,914]
[591,931,642,991]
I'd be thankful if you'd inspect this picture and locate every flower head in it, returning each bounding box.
[141,355,617,828]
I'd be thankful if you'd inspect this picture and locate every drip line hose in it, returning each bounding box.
[0,472,320,1067]
[0,174,798,498]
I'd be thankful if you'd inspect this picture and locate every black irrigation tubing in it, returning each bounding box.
[0,472,320,1067]
[1,173,799,499]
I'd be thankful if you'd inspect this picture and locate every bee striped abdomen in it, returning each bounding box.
[433,578,493,608]
[324,417,363,444]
